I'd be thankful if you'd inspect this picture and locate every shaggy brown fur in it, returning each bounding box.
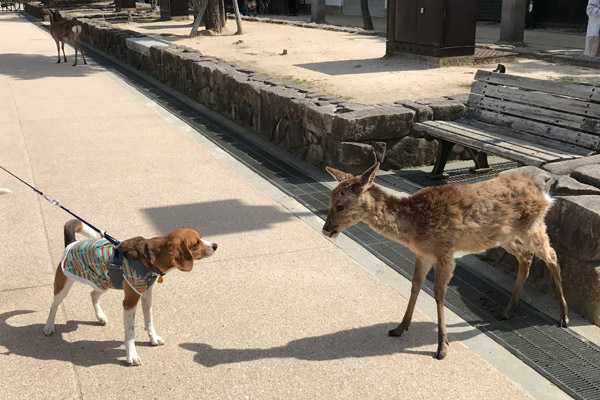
[48,9,87,67]
[323,163,568,360]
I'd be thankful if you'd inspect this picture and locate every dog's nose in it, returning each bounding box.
[212,243,218,251]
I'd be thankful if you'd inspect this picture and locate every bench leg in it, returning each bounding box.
[428,139,455,180]
[466,149,492,174]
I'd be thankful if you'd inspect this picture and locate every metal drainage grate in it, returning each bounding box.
[83,43,600,400]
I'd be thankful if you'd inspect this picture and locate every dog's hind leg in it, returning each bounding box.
[141,285,164,346]
[44,265,74,335]
[91,289,108,325]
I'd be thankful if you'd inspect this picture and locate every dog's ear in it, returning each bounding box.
[120,237,147,259]
[151,237,194,272]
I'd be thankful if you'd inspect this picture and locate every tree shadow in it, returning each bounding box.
[142,199,301,236]
[294,58,432,76]
[180,321,482,367]
[0,310,126,366]
[0,53,100,80]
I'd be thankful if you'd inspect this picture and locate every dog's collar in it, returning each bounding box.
[144,244,164,277]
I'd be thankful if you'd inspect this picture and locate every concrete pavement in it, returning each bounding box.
[0,12,571,399]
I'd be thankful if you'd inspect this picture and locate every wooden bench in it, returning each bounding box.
[414,70,600,179]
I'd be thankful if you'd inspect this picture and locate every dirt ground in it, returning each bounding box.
[116,18,600,104]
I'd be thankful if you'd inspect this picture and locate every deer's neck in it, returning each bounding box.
[360,185,415,245]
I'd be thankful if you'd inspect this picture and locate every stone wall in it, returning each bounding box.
[30,5,467,174]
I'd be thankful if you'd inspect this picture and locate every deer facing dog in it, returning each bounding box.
[322,162,568,360]
[48,9,87,67]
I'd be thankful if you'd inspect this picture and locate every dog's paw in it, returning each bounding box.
[96,311,108,325]
[150,335,164,346]
[44,325,55,336]
[127,352,142,366]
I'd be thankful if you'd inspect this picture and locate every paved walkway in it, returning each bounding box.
[0,12,575,400]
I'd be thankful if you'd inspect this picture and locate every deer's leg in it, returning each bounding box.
[55,39,61,63]
[61,41,67,63]
[499,240,533,320]
[531,227,569,327]
[432,255,455,360]
[72,46,78,67]
[389,255,434,337]
[80,44,87,65]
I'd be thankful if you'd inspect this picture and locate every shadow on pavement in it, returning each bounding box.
[0,310,124,366]
[142,199,300,236]
[0,53,99,80]
[295,58,430,75]
[180,321,482,366]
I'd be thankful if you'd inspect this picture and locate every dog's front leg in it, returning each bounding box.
[123,285,141,366]
[141,285,164,346]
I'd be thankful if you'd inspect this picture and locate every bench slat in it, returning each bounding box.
[459,120,592,157]
[470,81,600,119]
[464,108,600,150]
[422,121,570,162]
[467,93,600,135]
[415,122,548,166]
[474,70,600,103]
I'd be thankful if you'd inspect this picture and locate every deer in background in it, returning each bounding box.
[322,162,568,360]
[48,9,87,67]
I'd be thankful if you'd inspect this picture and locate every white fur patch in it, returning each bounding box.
[72,25,82,34]
[79,223,99,239]
[201,239,216,255]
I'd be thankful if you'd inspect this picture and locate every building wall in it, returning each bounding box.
[476,0,588,28]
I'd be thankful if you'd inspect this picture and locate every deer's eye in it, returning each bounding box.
[336,205,345,212]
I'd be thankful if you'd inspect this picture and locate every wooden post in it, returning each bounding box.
[499,0,526,46]
[189,0,209,37]
[311,0,326,24]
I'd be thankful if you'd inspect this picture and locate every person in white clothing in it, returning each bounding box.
[585,0,600,57]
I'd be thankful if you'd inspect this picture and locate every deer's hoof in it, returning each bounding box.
[388,323,408,337]
[559,317,569,328]
[434,349,447,360]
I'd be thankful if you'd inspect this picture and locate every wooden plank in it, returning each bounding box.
[189,0,209,38]
[473,70,600,103]
[415,122,549,165]
[424,121,564,161]
[461,120,593,157]
[467,94,600,134]
[470,81,600,120]
[427,120,574,159]
[464,108,600,150]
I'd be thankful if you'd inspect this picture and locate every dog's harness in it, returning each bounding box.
[106,243,164,290]
[62,239,162,294]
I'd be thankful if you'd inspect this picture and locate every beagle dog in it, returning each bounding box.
[44,219,217,366]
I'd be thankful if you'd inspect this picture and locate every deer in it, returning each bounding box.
[322,162,568,360]
[48,9,87,67]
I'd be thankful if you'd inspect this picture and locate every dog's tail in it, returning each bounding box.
[63,219,98,247]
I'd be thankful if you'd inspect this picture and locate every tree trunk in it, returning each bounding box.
[232,0,243,35]
[360,0,373,31]
[205,0,226,33]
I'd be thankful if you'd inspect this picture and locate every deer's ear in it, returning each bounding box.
[326,166,353,182]
[359,162,379,190]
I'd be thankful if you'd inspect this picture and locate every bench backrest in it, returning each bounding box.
[466,70,600,152]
